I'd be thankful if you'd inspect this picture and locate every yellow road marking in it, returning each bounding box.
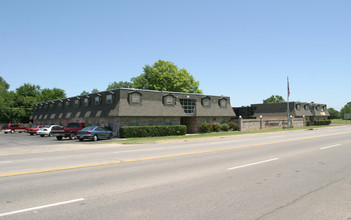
[1,131,350,178]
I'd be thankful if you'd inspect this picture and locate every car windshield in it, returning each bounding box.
[81,126,96,131]
[44,125,51,128]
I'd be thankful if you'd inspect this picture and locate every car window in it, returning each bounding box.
[82,126,95,131]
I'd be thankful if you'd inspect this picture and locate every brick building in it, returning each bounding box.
[32,88,235,136]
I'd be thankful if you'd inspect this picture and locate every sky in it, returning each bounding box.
[1,0,350,110]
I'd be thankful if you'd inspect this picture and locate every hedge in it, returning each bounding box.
[119,125,187,138]
[314,120,331,126]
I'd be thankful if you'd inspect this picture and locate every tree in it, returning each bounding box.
[131,60,202,93]
[328,108,340,119]
[340,102,351,119]
[81,89,99,95]
[16,83,41,97]
[263,95,285,104]
[107,81,132,90]
[41,88,66,101]
[0,76,10,93]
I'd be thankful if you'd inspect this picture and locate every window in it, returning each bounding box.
[58,102,63,109]
[74,99,80,108]
[296,104,300,110]
[131,93,140,104]
[316,105,320,111]
[65,101,70,109]
[84,98,89,107]
[95,96,101,105]
[166,96,173,105]
[304,105,309,110]
[219,99,227,108]
[44,104,48,110]
[180,99,196,116]
[49,103,54,110]
[202,98,211,107]
[106,94,113,104]
[39,105,43,111]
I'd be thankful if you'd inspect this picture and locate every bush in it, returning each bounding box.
[119,125,187,138]
[220,123,230,131]
[228,121,238,131]
[211,122,221,132]
[314,120,331,126]
[306,120,311,126]
[200,122,212,133]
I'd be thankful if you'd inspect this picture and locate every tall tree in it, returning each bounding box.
[107,81,132,90]
[132,60,202,93]
[41,88,66,101]
[328,107,340,119]
[340,102,351,119]
[263,95,285,104]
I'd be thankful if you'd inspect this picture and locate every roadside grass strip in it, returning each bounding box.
[1,131,351,178]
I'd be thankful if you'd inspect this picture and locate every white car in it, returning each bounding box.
[36,125,61,137]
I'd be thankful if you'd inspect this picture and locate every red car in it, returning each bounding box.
[2,123,28,134]
[26,125,46,135]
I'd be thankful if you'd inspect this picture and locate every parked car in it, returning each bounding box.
[2,123,28,134]
[51,122,90,140]
[77,126,113,141]
[36,125,61,137]
[27,125,46,135]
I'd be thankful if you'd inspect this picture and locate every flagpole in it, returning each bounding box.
[287,76,290,128]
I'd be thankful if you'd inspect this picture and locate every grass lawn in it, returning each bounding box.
[102,125,339,144]
[331,119,351,124]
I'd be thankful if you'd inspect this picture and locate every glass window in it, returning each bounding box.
[84,98,89,107]
[166,96,173,105]
[296,104,300,110]
[219,99,227,108]
[106,94,113,104]
[74,99,80,108]
[58,102,63,109]
[304,105,308,110]
[203,99,210,107]
[65,101,70,109]
[131,93,140,104]
[95,96,101,105]
[180,99,196,116]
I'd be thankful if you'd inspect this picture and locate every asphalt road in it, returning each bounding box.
[1,126,351,219]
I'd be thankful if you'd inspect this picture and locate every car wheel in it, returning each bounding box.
[40,134,44,137]
[49,132,52,137]
[56,136,63,140]
[108,133,113,139]
[79,138,84,142]
[30,133,34,136]
[93,135,98,141]
[69,133,76,140]
[10,130,15,134]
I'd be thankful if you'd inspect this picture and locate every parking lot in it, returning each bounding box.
[0,132,119,156]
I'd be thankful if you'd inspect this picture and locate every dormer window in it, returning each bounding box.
[128,92,142,105]
[106,94,113,104]
[219,98,227,108]
[65,101,70,109]
[74,99,80,108]
[296,104,301,110]
[58,102,63,109]
[83,98,89,107]
[163,95,175,106]
[202,96,211,107]
[95,96,101,105]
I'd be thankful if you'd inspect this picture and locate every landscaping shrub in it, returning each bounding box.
[119,125,187,138]
[306,120,311,126]
[228,121,238,131]
[220,123,230,131]
[211,122,221,132]
[200,122,212,133]
[314,120,331,126]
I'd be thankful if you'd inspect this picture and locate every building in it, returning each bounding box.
[32,88,235,136]
[233,102,330,122]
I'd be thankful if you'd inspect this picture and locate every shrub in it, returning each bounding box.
[306,120,311,126]
[314,120,331,126]
[228,121,238,131]
[220,123,230,131]
[200,122,212,133]
[119,125,187,138]
[211,122,221,132]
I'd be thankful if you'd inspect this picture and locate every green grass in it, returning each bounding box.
[101,125,335,144]
[331,119,351,124]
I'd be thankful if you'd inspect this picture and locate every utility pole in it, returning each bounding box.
[287,76,290,128]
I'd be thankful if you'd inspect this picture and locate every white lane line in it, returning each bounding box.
[0,198,85,217]
[0,161,12,164]
[228,158,279,171]
[320,144,341,150]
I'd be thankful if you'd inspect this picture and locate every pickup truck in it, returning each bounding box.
[51,122,90,140]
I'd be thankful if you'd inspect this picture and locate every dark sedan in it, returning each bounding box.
[77,126,113,141]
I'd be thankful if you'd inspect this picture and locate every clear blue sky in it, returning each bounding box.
[1,0,350,110]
